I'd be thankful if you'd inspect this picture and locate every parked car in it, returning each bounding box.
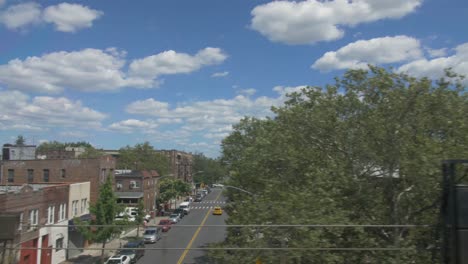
[212,206,223,215]
[173,208,185,218]
[179,202,190,215]
[143,227,161,244]
[169,213,181,224]
[118,240,145,263]
[158,219,172,232]
[106,255,131,264]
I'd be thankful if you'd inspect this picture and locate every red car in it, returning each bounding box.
[158,219,172,232]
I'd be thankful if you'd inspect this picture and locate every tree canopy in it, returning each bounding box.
[117,142,169,175]
[211,66,468,263]
[75,175,122,260]
[192,153,227,185]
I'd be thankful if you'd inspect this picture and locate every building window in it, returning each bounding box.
[18,212,24,231]
[43,169,50,182]
[130,180,140,189]
[7,169,14,183]
[60,169,66,178]
[27,169,34,183]
[55,238,64,252]
[81,198,87,214]
[116,181,122,190]
[72,200,79,216]
[47,206,55,224]
[29,209,38,230]
[59,203,66,221]
[100,169,106,183]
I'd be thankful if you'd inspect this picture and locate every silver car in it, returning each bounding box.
[169,213,180,224]
[143,227,161,244]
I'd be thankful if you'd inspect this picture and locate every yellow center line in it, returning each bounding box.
[176,191,223,264]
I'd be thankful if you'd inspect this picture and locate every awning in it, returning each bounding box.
[68,214,91,231]
[115,192,144,199]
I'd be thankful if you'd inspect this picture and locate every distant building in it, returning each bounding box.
[0,156,116,205]
[114,170,159,214]
[158,150,194,183]
[2,144,36,160]
[36,147,85,159]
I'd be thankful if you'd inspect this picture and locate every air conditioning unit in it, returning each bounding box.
[130,181,136,189]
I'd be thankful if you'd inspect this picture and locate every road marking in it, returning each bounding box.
[176,191,222,264]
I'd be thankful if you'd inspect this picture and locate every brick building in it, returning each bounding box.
[0,183,70,264]
[114,170,159,214]
[158,150,194,182]
[0,156,116,204]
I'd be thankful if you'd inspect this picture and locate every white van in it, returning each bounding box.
[179,202,190,215]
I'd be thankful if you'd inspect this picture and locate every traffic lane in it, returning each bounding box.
[139,207,207,263]
[139,189,223,263]
[181,195,228,263]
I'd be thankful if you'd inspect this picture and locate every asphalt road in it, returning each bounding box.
[139,188,227,264]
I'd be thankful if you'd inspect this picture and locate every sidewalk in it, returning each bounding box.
[61,197,187,264]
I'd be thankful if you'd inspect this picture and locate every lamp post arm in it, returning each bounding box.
[223,185,255,197]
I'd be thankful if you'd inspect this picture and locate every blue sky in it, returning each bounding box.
[0,0,467,157]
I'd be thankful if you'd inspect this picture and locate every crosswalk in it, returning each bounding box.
[189,201,226,210]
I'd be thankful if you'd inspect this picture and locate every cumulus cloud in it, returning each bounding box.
[129,47,227,80]
[312,36,423,71]
[43,3,103,32]
[109,119,158,133]
[0,2,42,30]
[251,0,422,45]
[125,85,306,132]
[0,2,102,32]
[398,42,468,83]
[425,47,448,58]
[211,71,229,78]
[118,85,306,156]
[0,90,106,131]
[0,47,227,93]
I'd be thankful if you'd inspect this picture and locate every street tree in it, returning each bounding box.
[135,199,145,237]
[75,175,122,261]
[192,153,226,185]
[213,66,468,263]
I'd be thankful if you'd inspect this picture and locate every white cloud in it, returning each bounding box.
[0,90,106,131]
[237,88,257,96]
[0,47,227,93]
[312,36,423,71]
[117,85,306,157]
[125,85,306,133]
[398,42,468,84]
[129,47,227,80]
[0,2,42,30]
[0,2,102,32]
[251,0,422,45]
[109,119,158,133]
[211,71,229,78]
[0,49,129,93]
[425,47,448,58]
[43,3,103,32]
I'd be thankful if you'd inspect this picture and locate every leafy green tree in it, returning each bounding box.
[192,153,227,185]
[135,199,145,237]
[117,142,169,175]
[159,178,191,205]
[212,66,468,263]
[78,146,105,158]
[75,175,122,261]
[15,135,25,146]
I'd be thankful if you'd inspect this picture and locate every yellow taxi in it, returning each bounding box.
[212,206,223,215]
